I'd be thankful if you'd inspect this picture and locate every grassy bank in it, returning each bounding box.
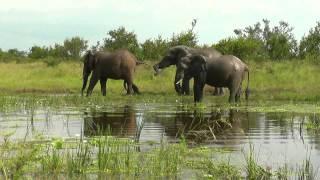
[0,60,320,101]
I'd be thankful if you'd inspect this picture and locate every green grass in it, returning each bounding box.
[0,135,316,179]
[1,60,320,101]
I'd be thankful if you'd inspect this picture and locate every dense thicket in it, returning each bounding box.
[1,19,320,64]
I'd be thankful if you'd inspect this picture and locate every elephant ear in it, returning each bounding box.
[88,51,97,70]
[192,55,207,72]
[179,56,191,69]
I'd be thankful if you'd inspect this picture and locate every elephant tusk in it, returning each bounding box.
[176,79,183,84]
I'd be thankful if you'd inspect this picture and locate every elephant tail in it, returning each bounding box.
[245,67,250,100]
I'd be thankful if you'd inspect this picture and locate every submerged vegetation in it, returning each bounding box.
[0,133,317,179]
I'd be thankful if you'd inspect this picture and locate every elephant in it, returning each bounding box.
[153,45,224,96]
[82,50,141,96]
[181,54,250,103]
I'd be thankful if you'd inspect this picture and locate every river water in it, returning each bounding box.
[1,102,319,174]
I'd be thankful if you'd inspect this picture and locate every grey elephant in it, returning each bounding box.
[153,45,224,95]
[181,54,250,103]
[82,50,141,96]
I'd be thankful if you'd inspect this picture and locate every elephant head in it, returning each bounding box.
[153,46,192,93]
[153,45,191,74]
[81,50,96,96]
[182,55,207,102]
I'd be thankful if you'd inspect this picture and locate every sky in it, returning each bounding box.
[0,0,319,51]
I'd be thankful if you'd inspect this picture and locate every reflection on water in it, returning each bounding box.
[0,103,320,170]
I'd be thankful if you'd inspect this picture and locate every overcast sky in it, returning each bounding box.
[0,0,319,51]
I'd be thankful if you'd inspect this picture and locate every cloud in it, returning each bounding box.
[0,0,319,50]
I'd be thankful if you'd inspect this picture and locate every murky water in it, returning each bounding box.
[1,103,320,173]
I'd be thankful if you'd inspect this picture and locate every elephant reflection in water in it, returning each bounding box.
[164,108,247,144]
[83,106,143,142]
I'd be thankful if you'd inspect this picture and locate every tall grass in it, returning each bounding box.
[1,60,320,101]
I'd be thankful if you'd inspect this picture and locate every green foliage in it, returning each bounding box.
[102,26,140,54]
[7,48,26,58]
[63,36,88,59]
[299,21,320,61]
[220,19,298,60]
[28,46,49,59]
[214,37,266,60]
[43,56,61,67]
[169,30,198,47]
[48,43,68,58]
[265,21,298,60]
[141,36,169,60]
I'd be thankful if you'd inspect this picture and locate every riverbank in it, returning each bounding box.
[0,60,319,102]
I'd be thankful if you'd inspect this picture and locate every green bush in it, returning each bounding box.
[213,37,266,61]
[299,21,320,60]
[43,57,61,67]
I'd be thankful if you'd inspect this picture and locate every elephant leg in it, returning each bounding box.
[125,76,134,95]
[235,86,242,102]
[229,80,241,103]
[132,83,140,94]
[100,78,107,96]
[213,87,224,96]
[193,78,205,102]
[86,74,99,96]
[182,77,190,95]
[229,87,237,103]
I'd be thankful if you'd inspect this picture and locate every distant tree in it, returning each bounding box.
[299,21,320,60]
[28,46,48,59]
[48,43,68,58]
[7,48,26,57]
[169,19,198,47]
[265,21,298,59]
[141,36,168,60]
[102,27,140,54]
[233,19,297,60]
[169,30,198,47]
[234,22,263,40]
[63,37,88,59]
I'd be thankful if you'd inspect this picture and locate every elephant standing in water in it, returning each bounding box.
[153,45,224,96]
[82,50,141,96]
[181,54,250,102]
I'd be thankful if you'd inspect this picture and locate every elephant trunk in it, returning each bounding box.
[153,64,161,75]
[193,71,206,102]
[81,72,90,96]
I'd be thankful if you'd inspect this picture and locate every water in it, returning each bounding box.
[1,102,320,173]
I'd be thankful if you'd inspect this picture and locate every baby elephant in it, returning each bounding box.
[82,50,141,96]
[181,55,250,103]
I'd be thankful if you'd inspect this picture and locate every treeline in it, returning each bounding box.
[1,19,320,64]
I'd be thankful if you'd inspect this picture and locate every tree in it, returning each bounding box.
[299,21,320,60]
[266,21,297,59]
[141,36,168,60]
[102,27,140,54]
[48,43,68,58]
[233,19,297,60]
[7,48,26,57]
[169,19,198,47]
[28,46,48,59]
[63,36,88,59]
